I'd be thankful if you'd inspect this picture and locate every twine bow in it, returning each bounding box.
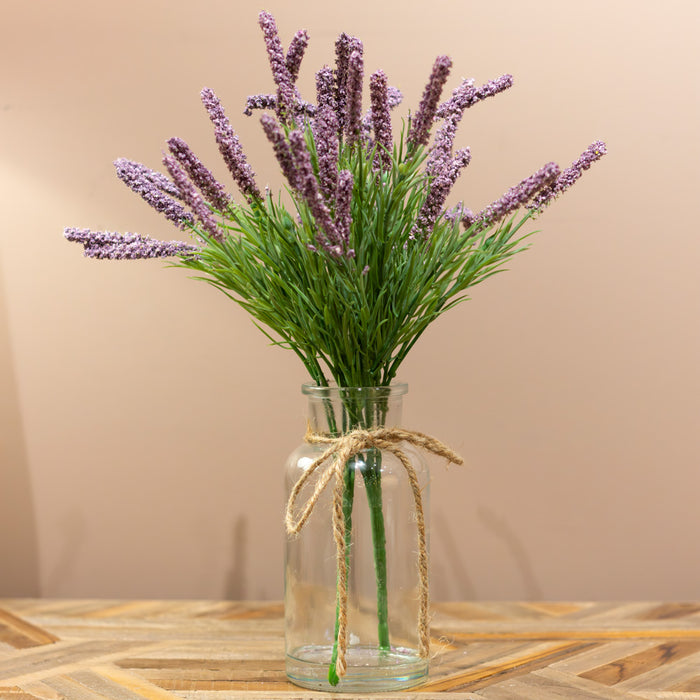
[285,426,463,679]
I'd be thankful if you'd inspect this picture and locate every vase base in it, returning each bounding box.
[286,644,427,692]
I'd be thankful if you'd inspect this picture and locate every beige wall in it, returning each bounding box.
[1,0,698,601]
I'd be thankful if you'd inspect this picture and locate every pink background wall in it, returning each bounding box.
[2,0,699,601]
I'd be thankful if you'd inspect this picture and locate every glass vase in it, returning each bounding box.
[284,383,430,692]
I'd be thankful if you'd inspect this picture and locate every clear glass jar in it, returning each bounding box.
[284,383,430,692]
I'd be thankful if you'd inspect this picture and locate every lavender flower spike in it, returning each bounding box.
[167,137,231,211]
[408,55,452,148]
[260,114,299,190]
[316,65,335,112]
[470,161,560,230]
[201,87,261,202]
[335,169,354,248]
[258,11,296,123]
[114,158,193,229]
[436,74,513,119]
[163,154,223,241]
[344,49,364,147]
[243,93,317,118]
[312,105,339,202]
[285,29,309,83]
[288,130,345,256]
[64,228,199,260]
[369,70,393,171]
[530,141,608,210]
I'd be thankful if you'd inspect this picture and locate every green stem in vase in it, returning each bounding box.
[361,447,391,650]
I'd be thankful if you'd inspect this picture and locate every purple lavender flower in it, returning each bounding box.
[369,70,393,170]
[407,55,452,148]
[163,154,223,241]
[258,11,296,123]
[64,228,199,260]
[334,34,362,134]
[413,147,471,238]
[243,93,317,118]
[530,141,608,210]
[285,29,309,83]
[361,85,403,140]
[288,130,347,256]
[312,105,339,202]
[114,158,193,229]
[335,169,354,247]
[316,66,335,112]
[201,87,261,201]
[344,49,364,148]
[260,114,299,191]
[167,137,231,211]
[436,74,513,118]
[469,161,560,230]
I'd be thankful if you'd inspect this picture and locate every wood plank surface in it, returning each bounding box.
[1,600,700,699]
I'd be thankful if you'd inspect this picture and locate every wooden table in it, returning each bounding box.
[2,600,700,699]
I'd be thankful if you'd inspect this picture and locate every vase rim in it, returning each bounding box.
[301,382,408,397]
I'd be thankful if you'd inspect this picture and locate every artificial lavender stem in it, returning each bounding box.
[163,154,222,240]
[469,161,560,230]
[344,50,364,148]
[201,87,261,201]
[413,147,471,238]
[369,70,393,170]
[167,137,231,211]
[530,141,608,210]
[243,93,317,118]
[435,73,514,118]
[260,114,300,190]
[114,158,193,229]
[407,55,452,148]
[285,29,309,83]
[333,33,353,133]
[288,130,344,255]
[335,170,354,247]
[312,105,340,202]
[64,228,199,259]
[316,66,335,112]
[258,11,296,123]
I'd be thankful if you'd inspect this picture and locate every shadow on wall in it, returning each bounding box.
[0,257,41,596]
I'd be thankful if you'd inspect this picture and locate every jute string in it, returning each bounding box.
[285,426,463,679]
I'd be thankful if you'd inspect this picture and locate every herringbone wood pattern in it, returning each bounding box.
[2,600,700,698]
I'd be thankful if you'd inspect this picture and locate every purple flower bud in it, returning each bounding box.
[316,65,336,112]
[64,228,199,260]
[530,141,608,210]
[335,169,353,246]
[334,34,362,135]
[163,154,223,241]
[472,161,560,230]
[344,49,364,147]
[243,93,317,118]
[408,55,452,148]
[436,73,513,119]
[288,130,345,256]
[260,114,300,190]
[369,70,393,170]
[412,147,471,239]
[114,158,193,229]
[167,137,231,211]
[258,11,296,123]
[201,87,261,201]
[285,29,309,84]
[312,105,339,202]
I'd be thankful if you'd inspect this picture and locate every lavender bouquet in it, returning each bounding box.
[65,11,605,689]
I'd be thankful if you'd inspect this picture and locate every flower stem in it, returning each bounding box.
[361,447,390,650]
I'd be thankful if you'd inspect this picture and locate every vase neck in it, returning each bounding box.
[303,384,407,435]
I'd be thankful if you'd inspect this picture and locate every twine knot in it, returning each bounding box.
[285,426,462,679]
